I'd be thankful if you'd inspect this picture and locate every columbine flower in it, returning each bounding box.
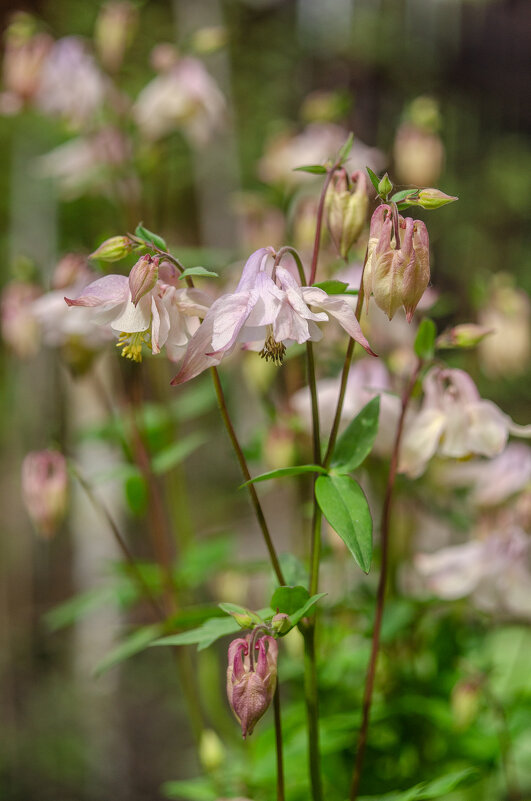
[65,256,209,363]
[21,450,68,538]
[415,527,531,619]
[172,247,375,385]
[399,367,531,478]
[226,632,278,738]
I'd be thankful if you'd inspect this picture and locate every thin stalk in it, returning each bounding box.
[70,465,164,621]
[304,625,323,801]
[273,684,285,801]
[210,367,285,586]
[350,359,421,800]
[309,165,339,285]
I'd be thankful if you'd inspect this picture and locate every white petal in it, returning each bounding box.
[211,292,253,351]
[415,541,485,600]
[399,408,446,478]
[111,292,151,333]
[65,274,128,308]
[303,288,376,355]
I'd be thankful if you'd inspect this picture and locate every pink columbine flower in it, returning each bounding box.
[226,633,278,738]
[65,256,210,362]
[21,450,68,538]
[399,367,531,478]
[171,247,375,385]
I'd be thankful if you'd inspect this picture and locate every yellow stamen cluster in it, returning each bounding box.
[259,330,286,366]
[116,330,151,362]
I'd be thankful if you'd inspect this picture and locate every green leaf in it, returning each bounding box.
[289,592,327,626]
[239,464,327,488]
[293,164,327,174]
[312,280,349,294]
[331,396,380,473]
[270,585,309,616]
[337,131,354,164]
[134,223,167,251]
[45,586,116,632]
[366,166,381,193]
[151,616,240,651]
[218,602,263,625]
[94,624,162,676]
[414,318,437,361]
[315,475,372,573]
[390,189,419,203]
[151,432,207,475]
[358,767,480,801]
[178,266,219,280]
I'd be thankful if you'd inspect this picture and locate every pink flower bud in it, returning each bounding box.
[226,633,278,738]
[363,205,430,322]
[326,170,368,259]
[128,254,159,306]
[21,450,68,538]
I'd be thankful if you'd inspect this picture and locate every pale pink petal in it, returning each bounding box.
[273,299,311,344]
[465,401,509,457]
[64,274,128,308]
[399,408,446,477]
[415,541,485,600]
[211,293,254,351]
[171,312,221,384]
[303,287,376,355]
[151,295,170,354]
[245,273,283,327]
[172,287,211,317]
[235,248,272,292]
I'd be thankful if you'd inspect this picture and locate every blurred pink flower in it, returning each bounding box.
[1,280,42,358]
[227,633,278,738]
[172,248,374,385]
[399,367,531,478]
[415,527,531,619]
[65,258,209,362]
[21,450,68,539]
[2,18,52,105]
[133,57,225,145]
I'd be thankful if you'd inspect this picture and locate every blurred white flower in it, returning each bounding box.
[415,527,531,619]
[258,123,385,186]
[133,57,225,145]
[399,367,531,478]
[35,37,106,127]
[478,276,530,379]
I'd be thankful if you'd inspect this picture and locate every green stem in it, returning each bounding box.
[309,165,340,285]
[350,359,421,800]
[273,684,286,801]
[210,367,285,586]
[304,625,324,801]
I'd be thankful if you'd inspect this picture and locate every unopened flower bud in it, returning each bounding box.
[377,172,393,199]
[199,729,225,772]
[451,678,481,731]
[227,633,278,738]
[90,236,133,262]
[436,323,492,350]
[363,205,430,322]
[415,188,458,210]
[326,170,368,259]
[271,613,291,635]
[129,255,159,306]
[21,450,68,538]
[95,1,138,73]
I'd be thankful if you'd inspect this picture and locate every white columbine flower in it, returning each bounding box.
[399,367,531,478]
[171,247,375,385]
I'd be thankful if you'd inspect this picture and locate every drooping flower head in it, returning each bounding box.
[363,205,430,323]
[226,632,278,738]
[21,450,68,538]
[65,255,210,363]
[172,247,375,385]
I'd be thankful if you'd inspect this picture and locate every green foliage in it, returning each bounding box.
[151,617,241,651]
[331,397,381,473]
[315,475,373,573]
[240,464,327,487]
[134,222,168,251]
[414,319,437,361]
[178,266,219,280]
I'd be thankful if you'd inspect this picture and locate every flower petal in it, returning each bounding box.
[110,292,151,333]
[65,274,128,308]
[302,287,376,355]
[235,248,272,292]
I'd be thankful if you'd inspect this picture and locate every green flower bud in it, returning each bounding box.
[90,236,133,262]
[436,323,492,349]
[199,729,225,772]
[416,188,458,210]
[377,172,393,199]
[271,612,291,635]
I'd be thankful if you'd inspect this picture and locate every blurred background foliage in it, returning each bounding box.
[0,1,530,800]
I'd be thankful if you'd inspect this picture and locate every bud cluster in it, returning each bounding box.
[226,631,278,738]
